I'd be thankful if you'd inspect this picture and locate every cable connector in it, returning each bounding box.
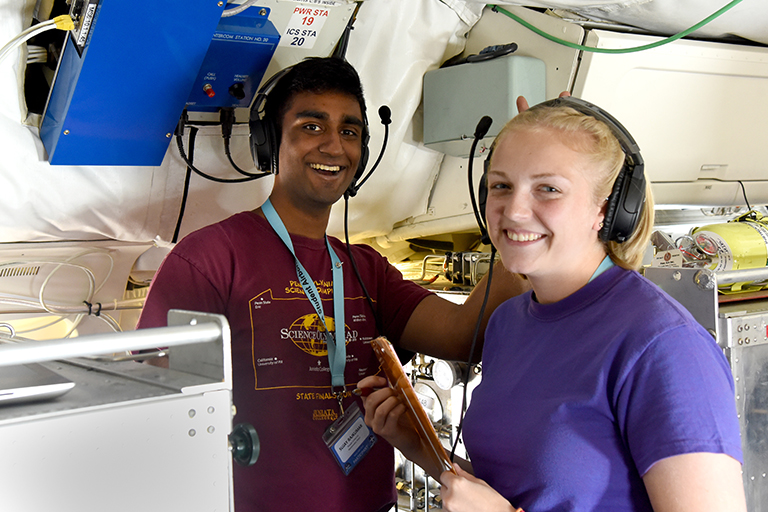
[53,14,75,31]
[175,109,188,138]
[220,107,236,140]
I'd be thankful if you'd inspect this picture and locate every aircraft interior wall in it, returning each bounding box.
[2,0,768,510]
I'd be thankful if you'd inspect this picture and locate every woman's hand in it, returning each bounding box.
[441,464,518,512]
[356,375,421,457]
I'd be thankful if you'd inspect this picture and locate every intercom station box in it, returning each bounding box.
[186,6,281,112]
[422,55,546,157]
[40,0,225,166]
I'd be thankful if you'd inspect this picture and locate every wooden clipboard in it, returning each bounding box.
[370,336,457,476]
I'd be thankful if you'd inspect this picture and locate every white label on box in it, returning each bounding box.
[286,0,342,5]
[279,5,332,49]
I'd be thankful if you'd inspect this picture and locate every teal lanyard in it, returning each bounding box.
[262,199,347,390]
[589,255,615,282]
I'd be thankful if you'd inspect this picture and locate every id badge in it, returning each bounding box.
[322,402,377,475]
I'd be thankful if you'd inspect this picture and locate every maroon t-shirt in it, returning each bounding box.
[137,211,431,512]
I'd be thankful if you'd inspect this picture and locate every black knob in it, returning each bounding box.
[229,423,260,467]
[228,82,246,100]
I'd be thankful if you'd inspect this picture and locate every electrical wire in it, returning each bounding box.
[224,137,262,177]
[171,113,269,242]
[26,44,47,64]
[0,296,144,315]
[0,15,73,65]
[173,127,197,243]
[491,0,745,54]
[737,180,752,210]
[355,117,389,191]
[468,135,487,243]
[175,124,270,184]
[220,107,269,178]
[449,245,496,463]
[343,197,380,332]
[0,323,14,337]
[342,198,416,365]
[332,1,363,60]
[222,0,260,18]
[694,178,756,211]
[0,250,132,338]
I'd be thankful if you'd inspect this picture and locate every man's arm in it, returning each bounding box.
[397,261,530,361]
[137,251,226,329]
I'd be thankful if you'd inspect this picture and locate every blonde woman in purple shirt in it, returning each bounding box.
[359,98,746,512]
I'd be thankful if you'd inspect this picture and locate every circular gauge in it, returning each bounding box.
[432,360,463,390]
[694,233,718,256]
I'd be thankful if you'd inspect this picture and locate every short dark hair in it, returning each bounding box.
[264,57,367,144]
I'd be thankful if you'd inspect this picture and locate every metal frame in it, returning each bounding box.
[0,310,235,512]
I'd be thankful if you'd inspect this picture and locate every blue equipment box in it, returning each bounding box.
[186,6,280,111]
[40,0,226,166]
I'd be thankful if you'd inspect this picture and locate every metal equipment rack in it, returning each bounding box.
[0,310,236,512]
[646,267,768,512]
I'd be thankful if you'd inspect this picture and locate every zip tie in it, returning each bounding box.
[83,301,102,316]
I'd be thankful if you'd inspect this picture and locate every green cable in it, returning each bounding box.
[490,0,745,54]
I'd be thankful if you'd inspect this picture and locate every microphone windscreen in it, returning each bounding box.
[378,105,392,125]
[474,116,493,139]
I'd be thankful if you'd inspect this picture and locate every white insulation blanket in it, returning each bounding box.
[0,0,765,246]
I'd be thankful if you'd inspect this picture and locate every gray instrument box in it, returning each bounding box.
[423,55,546,157]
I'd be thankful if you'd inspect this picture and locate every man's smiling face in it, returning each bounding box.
[273,90,364,214]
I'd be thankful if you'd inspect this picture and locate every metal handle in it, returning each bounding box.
[0,323,221,367]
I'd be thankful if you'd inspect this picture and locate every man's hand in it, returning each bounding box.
[516,90,571,112]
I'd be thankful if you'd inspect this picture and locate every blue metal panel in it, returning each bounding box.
[40,0,226,166]
[186,6,280,112]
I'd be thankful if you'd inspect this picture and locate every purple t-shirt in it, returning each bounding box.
[137,211,432,512]
[463,266,742,511]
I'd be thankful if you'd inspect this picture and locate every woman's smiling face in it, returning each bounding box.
[485,127,608,302]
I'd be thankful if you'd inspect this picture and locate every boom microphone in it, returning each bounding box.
[474,115,493,139]
[378,105,392,126]
[349,105,391,195]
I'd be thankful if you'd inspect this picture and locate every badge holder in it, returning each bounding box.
[322,401,377,475]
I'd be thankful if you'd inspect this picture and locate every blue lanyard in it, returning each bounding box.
[589,255,615,282]
[261,199,347,389]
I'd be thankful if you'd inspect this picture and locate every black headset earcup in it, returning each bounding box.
[601,165,645,243]
[535,96,645,244]
[248,66,294,174]
[600,168,625,242]
[249,117,276,173]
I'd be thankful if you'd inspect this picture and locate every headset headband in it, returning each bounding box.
[249,64,370,187]
[480,96,646,243]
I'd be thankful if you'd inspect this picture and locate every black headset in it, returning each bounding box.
[248,66,370,195]
[478,96,646,243]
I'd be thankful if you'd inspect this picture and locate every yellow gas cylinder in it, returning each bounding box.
[691,212,768,272]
